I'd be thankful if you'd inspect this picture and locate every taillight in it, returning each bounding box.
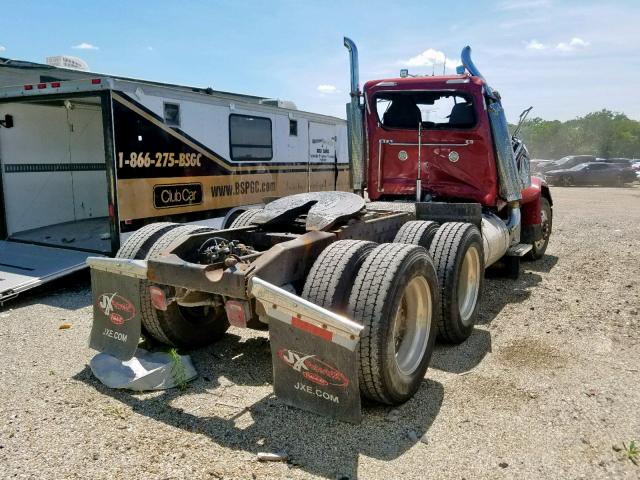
[91,78,101,85]
[37,83,46,89]
[149,286,168,311]
[24,85,33,90]
[51,82,61,88]
[225,300,250,328]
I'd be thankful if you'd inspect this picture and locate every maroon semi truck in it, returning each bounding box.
[87,38,552,422]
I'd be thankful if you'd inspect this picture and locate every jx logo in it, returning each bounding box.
[96,292,136,325]
[280,349,314,372]
[99,292,118,316]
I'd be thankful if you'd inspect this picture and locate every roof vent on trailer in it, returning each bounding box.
[259,98,297,110]
[45,55,89,71]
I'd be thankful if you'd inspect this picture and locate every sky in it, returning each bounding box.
[1,0,639,122]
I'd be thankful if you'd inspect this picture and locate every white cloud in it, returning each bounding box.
[524,39,546,50]
[0,45,5,52]
[317,84,339,94]
[556,37,590,52]
[498,0,550,10]
[72,42,99,50]
[403,48,458,71]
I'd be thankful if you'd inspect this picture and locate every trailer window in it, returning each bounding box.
[289,119,298,136]
[375,91,476,130]
[163,103,181,127]
[229,114,273,161]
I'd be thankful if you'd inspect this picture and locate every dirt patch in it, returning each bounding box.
[497,339,569,369]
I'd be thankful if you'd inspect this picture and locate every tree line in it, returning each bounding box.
[512,109,640,160]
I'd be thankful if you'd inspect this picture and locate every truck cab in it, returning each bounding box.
[365,75,499,206]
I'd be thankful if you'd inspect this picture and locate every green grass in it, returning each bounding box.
[623,440,639,466]
[168,348,188,391]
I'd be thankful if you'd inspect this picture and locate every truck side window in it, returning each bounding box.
[163,103,181,127]
[229,114,273,161]
[376,92,476,130]
[289,119,298,136]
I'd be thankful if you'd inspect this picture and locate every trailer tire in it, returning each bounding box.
[394,221,439,250]
[348,243,439,404]
[140,225,229,348]
[116,222,180,260]
[229,209,262,228]
[302,240,377,314]
[526,197,552,260]
[429,222,484,344]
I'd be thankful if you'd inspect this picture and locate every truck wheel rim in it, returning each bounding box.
[458,246,481,326]
[534,208,549,251]
[393,276,432,376]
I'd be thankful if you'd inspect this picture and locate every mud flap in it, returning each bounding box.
[87,257,148,361]
[250,277,363,423]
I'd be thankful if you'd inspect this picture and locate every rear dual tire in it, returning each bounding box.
[429,222,484,344]
[303,241,439,405]
[117,223,229,348]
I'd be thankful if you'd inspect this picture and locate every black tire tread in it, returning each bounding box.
[349,243,427,403]
[302,240,376,313]
[229,209,262,228]
[116,222,179,260]
[394,220,439,249]
[138,224,216,345]
[429,222,483,343]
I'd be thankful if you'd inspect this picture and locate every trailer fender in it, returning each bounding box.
[250,276,364,423]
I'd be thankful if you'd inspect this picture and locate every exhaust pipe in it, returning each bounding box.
[344,37,365,194]
[462,45,523,204]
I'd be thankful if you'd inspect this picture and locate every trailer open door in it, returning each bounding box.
[0,90,113,302]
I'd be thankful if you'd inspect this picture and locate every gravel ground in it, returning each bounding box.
[1,186,639,479]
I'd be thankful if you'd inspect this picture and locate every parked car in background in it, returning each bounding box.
[604,157,634,165]
[537,154,597,174]
[530,159,554,174]
[544,162,636,186]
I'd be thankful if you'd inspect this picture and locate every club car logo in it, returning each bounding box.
[97,292,136,325]
[153,183,203,209]
[277,348,349,388]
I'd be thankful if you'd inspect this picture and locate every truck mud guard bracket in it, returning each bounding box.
[250,276,364,423]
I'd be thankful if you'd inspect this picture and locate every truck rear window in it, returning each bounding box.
[374,91,476,130]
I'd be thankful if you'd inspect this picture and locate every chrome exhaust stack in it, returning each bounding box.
[344,37,365,194]
[461,46,524,237]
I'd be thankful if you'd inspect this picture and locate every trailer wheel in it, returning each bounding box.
[229,209,262,228]
[348,243,439,404]
[116,222,179,260]
[302,240,377,314]
[394,221,439,250]
[526,197,552,260]
[429,222,484,344]
[140,225,229,348]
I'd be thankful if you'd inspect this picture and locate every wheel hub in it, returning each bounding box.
[534,207,550,251]
[457,246,481,326]
[393,276,432,376]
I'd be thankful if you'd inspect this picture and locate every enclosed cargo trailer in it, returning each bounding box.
[0,77,348,301]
